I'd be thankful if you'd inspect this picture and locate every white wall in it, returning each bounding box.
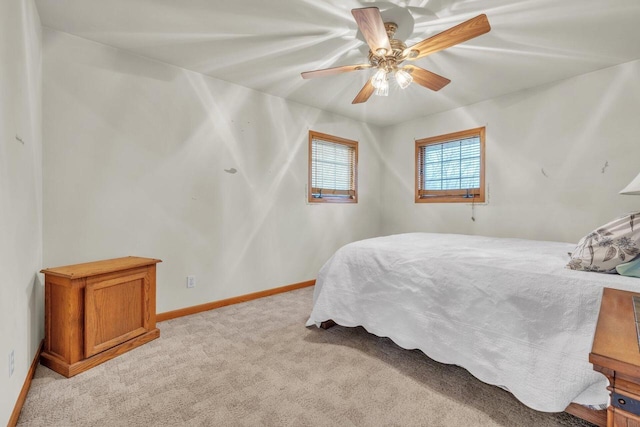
[42,29,383,313]
[0,0,42,424]
[380,59,640,243]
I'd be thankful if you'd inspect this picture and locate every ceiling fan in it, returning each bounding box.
[301,7,491,104]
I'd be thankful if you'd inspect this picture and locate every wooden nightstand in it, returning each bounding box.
[590,287,640,427]
[41,256,161,377]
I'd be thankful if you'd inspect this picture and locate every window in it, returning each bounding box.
[415,127,485,203]
[308,130,358,203]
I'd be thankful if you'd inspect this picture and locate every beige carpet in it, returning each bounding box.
[18,287,596,426]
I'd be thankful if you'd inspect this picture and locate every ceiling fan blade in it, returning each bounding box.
[301,64,371,79]
[406,14,490,60]
[352,7,392,55]
[352,80,375,104]
[404,65,451,91]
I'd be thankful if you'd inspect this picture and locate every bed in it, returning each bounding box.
[306,232,640,418]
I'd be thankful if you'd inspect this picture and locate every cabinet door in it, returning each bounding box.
[612,408,640,427]
[84,267,151,357]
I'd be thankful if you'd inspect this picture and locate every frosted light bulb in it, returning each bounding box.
[371,68,388,89]
[395,68,413,89]
[374,79,389,96]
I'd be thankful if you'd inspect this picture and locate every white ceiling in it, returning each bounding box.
[35,0,640,126]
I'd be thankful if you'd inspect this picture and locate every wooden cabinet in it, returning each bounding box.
[40,256,161,377]
[590,288,640,427]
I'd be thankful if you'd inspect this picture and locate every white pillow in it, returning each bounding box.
[567,211,640,273]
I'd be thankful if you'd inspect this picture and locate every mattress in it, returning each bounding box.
[306,232,640,412]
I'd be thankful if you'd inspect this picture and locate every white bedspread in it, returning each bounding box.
[306,233,640,412]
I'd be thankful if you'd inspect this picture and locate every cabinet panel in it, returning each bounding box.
[85,269,149,357]
[44,276,84,364]
[46,283,69,360]
[613,408,640,427]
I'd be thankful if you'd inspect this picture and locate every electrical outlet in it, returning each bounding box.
[186,275,196,288]
[9,350,14,377]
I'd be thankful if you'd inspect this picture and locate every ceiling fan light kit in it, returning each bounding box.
[395,68,413,89]
[374,81,389,97]
[301,7,491,104]
[371,68,388,89]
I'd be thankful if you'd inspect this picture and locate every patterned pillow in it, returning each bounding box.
[567,211,640,273]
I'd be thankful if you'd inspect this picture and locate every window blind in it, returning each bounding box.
[311,138,356,199]
[418,136,481,197]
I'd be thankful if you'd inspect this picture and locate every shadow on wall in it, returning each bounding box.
[27,273,44,358]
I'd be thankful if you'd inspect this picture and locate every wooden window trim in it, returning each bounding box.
[415,127,485,204]
[308,130,358,204]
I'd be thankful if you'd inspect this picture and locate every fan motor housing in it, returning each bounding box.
[368,22,407,69]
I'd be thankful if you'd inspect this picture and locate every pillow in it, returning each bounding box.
[566,211,640,273]
[616,257,640,278]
